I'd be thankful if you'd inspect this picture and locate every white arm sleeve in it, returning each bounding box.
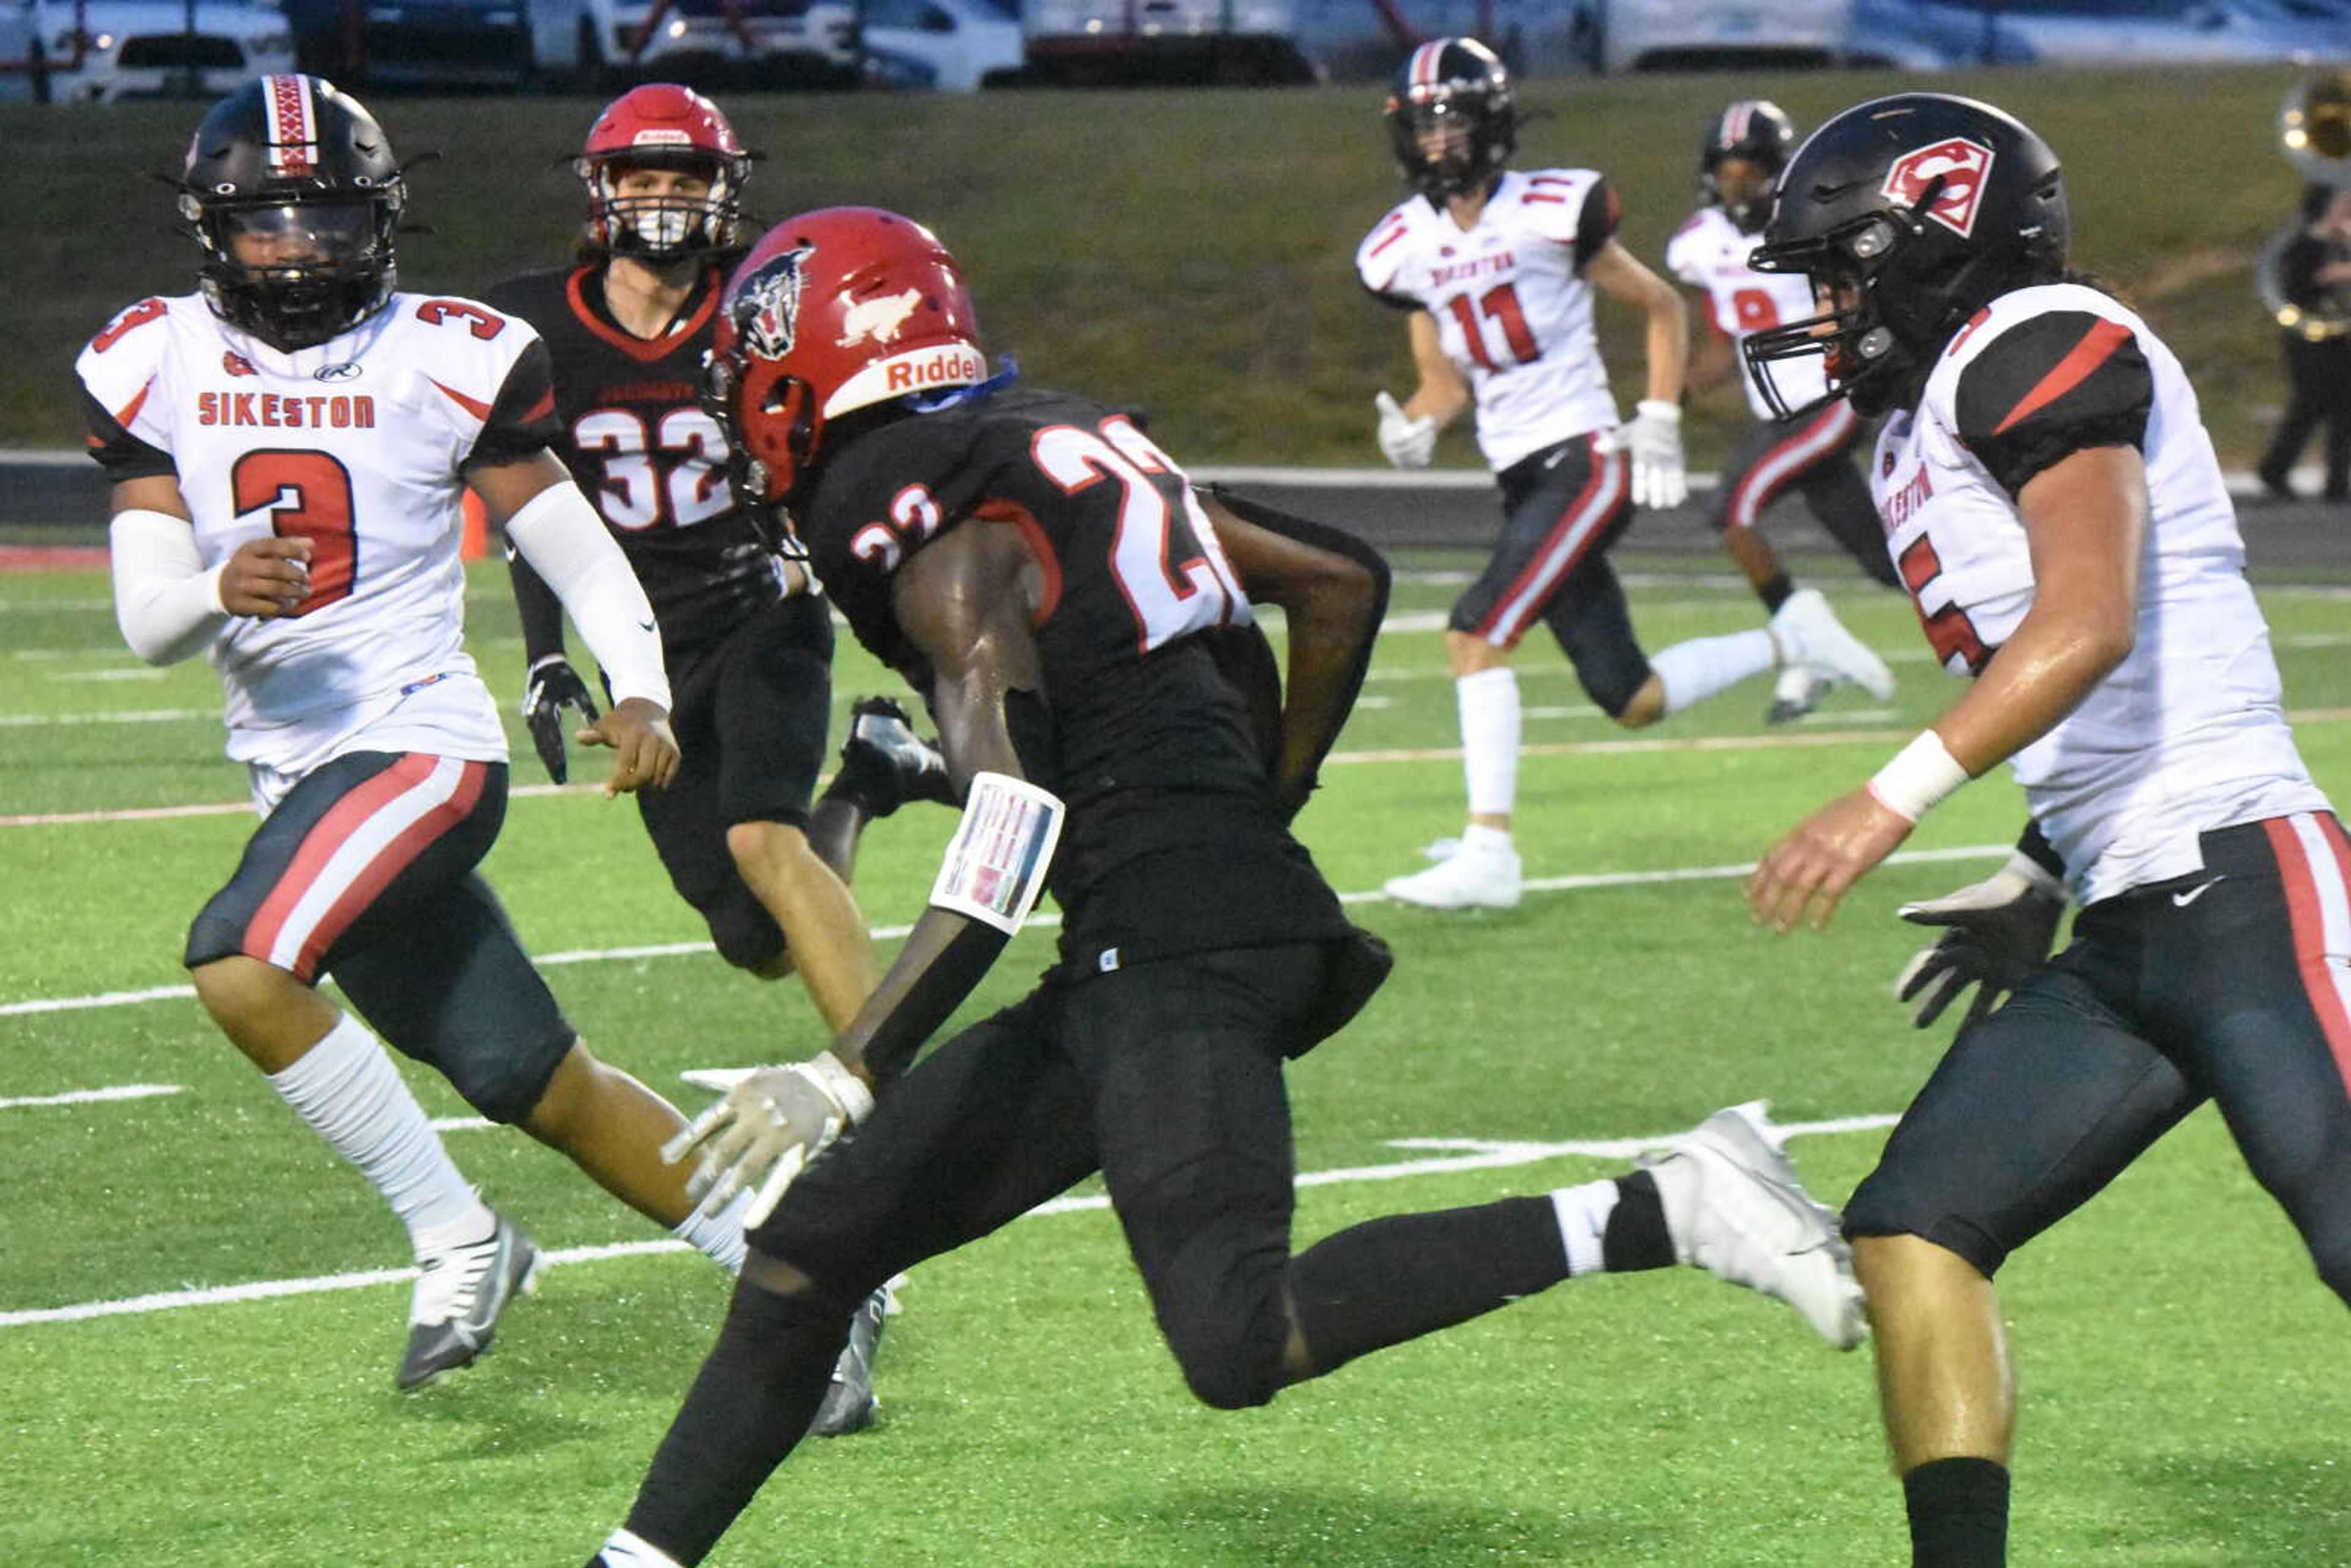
[501,481,672,710]
[110,508,228,666]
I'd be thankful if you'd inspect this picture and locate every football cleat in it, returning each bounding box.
[1763,663,1831,726]
[1382,836,1522,910]
[1768,588,1895,703]
[397,1211,541,1390]
[831,696,956,819]
[1641,1101,1864,1350]
[807,1280,894,1438]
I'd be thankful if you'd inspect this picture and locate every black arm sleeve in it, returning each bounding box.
[1954,309,2153,499]
[463,338,563,471]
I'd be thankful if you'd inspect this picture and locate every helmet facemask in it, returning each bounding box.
[185,187,403,353]
[581,150,743,264]
[1743,214,1913,418]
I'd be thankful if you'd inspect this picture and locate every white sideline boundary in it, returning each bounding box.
[0,1114,1900,1330]
[0,844,2014,1019]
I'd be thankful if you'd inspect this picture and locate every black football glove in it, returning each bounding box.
[522,655,599,785]
[1894,851,2067,1031]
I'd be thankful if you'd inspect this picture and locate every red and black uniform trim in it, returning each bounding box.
[1954,309,2153,498]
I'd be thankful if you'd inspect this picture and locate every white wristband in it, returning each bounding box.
[929,770,1065,934]
[801,1050,875,1125]
[1634,398,1682,424]
[1867,730,1971,823]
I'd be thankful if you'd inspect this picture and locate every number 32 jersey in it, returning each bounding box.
[1873,281,2328,903]
[77,291,558,787]
[1355,169,1624,470]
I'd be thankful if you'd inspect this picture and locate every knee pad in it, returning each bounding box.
[1842,1171,2012,1281]
[1163,1315,1286,1411]
[1580,658,1651,721]
[441,1029,570,1126]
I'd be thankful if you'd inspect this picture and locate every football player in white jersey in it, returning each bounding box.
[1357,39,1889,911]
[1741,94,2351,1567]
[1666,99,1898,725]
[80,76,756,1391]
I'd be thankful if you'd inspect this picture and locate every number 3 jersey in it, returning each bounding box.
[799,383,1352,972]
[1874,280,2328,904]
[77,291,558,789]
[1663,204,1828,420]
[483,265,786,652]
[1355,170,1624,470]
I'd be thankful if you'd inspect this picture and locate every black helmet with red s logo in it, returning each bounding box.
[1742,93,2068,416]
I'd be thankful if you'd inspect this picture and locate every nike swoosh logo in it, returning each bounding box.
[2172,879,2222,908]
[637,619,656,632]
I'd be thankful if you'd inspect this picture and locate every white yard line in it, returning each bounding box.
[0,1083,181,1110]
[0,1113,1900,1330]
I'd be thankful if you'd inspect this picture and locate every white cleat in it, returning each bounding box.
[1382,837,1522,910]
[1642,1101,1865,1350]
[1769,588,1895,704]
[399,1210,541,1390]
[1764,663,1831,726]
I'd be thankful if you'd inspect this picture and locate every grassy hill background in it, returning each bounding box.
[1,65,2322,470]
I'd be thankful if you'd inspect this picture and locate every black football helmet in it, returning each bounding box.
[1742,93,2068,418]
[1384,37,1515,202]
[1699,99,1797,234]
[179,74,405,353]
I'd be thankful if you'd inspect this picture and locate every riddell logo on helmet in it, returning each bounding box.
[883,347,985,393]
[1879,137,1996,239]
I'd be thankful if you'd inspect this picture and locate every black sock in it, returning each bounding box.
[1601,1170,1674,1272]
[1287,1195,1571,1378]
[1758,572,1795,615]
[621,1277,858,1566]
[1903,1457,2010,1567]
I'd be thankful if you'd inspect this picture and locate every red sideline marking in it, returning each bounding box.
[0,547,110,571]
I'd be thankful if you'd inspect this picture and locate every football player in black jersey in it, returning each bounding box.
[1742,95,2351,1567]
[579,208,1862,1568]
[483,85,951,1436]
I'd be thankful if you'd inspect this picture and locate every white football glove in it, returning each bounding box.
[1605,399,1688,509]
[1374,391,1438,470]
[663,1051,876,1228]
[1893,852,2068,1031]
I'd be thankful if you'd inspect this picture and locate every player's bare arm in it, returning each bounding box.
[1200,495,1389,818]
[1746,445,2144,932]
[1586,241,1689,405]
[668,519,1052,1222]
[472,451,681,794]
[1401,309,1472,427]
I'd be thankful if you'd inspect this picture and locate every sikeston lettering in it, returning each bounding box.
[197,392,377,429]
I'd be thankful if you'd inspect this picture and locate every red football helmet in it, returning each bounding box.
[576,84,752,261]
[707,208,987,509]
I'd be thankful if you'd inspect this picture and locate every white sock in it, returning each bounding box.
[673,1187,751,1275]
[1461,822,1514,856]
[266,1012,488,1254]
[1456,666,1520,819]
[596,1529,684,1568]
[1550,1178,1620,1277]
[1649,629,1776,716]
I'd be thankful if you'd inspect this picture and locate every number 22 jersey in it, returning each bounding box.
[77,291,558,792]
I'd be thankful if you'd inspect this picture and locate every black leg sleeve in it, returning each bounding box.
[1286,1195,1569,1381]
[620,1276,857,1566]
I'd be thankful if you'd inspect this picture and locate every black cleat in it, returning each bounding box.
[807,1281,893,1438]
[397,1212,540,1390]
[831,696,955,819]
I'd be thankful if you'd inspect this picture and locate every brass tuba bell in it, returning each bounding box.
[2263,69,2351,341]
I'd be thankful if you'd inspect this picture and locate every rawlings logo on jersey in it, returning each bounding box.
[837,288,923,349]
[737,244,815,360]
[1879,137,1996,239]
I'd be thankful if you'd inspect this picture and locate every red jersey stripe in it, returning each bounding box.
[1992,317,2134,435]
